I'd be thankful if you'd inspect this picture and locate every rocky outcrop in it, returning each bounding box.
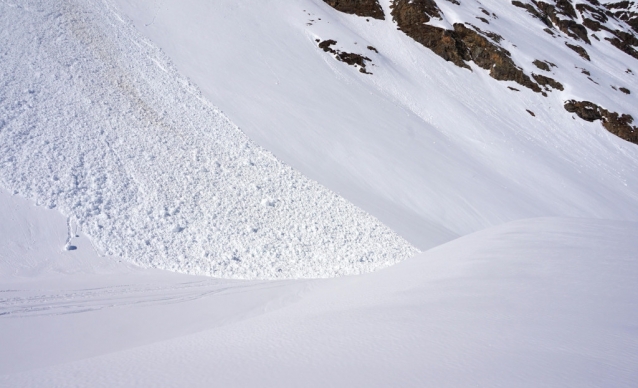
[510,0,638,61]
[565,42,591,60]
[565,100,638,145]
[533,73,564,90]
[318,39,373,73]
[535,0,590,43]
[606,30,638,60]
[606,1,638,33]
[512,0,590,43]
[533,59,551,71]
[391,0,467,68]
[392,0,541,92]
[323,0,385,20]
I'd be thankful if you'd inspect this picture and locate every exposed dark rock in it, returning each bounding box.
[512,1,553,27]
[565,100,638,145]
[454,24,542,91]
[534,1,591,43]
[367,45,379,53]
[582,18,610,32]
[620,87,631,94]
[508,86,521,91]
[605,1,638,33]
[573,0,638,60]
[565,42,591,60]
[469,24,503,43]
[532,73,564,90]
[565,100,602,121]
[605,30,638,60]
[319,39,338,52]
[338,51,372,69]
[555,0,578,19]
[318,39,373,74]
[477,16,490,24]
[391,0,467,68]
[392,1,541,92]
[323,0,385,20]
[533,59,551,71]
[527,109,536,116]
[576,3,609,24]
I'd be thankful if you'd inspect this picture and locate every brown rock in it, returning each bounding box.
[534,1,591,43]
[533,59,551,71]
[532,73,564,90]
[605,30,638,60]
[392,1,541,92]
[564,100,602,121]
[565,100,638,145]
[323,0,385,20]
[391,0,467,68]
[512,1,553,27]
[565,42,591,60]
[454,24,542,92]
[318,39,373,74]
[620,87,631,94]
[605,1,638,34]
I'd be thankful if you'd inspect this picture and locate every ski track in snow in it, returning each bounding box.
[0,0,418,279]
[0,279,279,318]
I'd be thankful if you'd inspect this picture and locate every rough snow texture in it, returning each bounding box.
[112,0,638,251]
[0,0,418,279]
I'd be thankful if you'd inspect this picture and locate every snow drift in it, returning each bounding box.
[3,216,637,386]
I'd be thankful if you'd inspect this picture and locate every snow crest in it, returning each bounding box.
[0,0,418,278]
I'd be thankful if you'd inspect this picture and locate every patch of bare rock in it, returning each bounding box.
[390,0,542,92]
[323,0,385,20]
[320,0,638,147]
[318,39,373,74]
[565,100,638,145]
[565,42,591,60]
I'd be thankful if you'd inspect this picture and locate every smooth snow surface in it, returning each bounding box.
[0,0,417,279]
[2,190,636,386]
[113,0,638,250]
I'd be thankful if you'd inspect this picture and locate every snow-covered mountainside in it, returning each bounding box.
[113,0,638,251]
[0,0,417,279]
[2,0,638,385]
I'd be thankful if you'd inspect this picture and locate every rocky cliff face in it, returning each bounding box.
[321,0,638,146]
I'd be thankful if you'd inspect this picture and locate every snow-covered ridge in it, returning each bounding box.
[0,0,418,279]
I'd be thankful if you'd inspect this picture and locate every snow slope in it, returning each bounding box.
[112,0,638,250]
[0,0,416,279]
[0,188,311,374]
[2,2,637,385]
[3,205,637,386]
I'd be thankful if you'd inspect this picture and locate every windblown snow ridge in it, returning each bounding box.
[0,0,418,279]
